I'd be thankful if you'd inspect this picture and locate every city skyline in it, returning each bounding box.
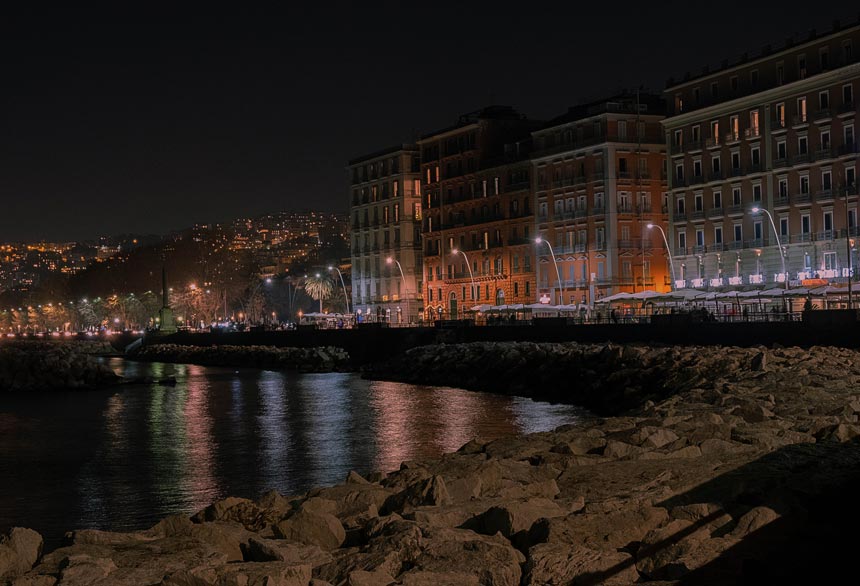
[3,3,859,241]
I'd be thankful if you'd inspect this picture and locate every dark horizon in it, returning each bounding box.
[2,2,858,242]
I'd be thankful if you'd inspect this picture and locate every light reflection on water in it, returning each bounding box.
[0,359,586,549]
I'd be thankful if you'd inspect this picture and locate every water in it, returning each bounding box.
[0,359,585,548]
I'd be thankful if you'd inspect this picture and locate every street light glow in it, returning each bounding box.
[646,223,655,229]
[534,237,543,243]
[385,257,393,264]
[751,206,761,213]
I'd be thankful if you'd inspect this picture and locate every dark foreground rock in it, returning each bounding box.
[135,343,351,373]
[8,343,860,584]
[0,343,120,391]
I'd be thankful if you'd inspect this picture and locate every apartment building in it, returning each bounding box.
[531,93,670,305]
[420,106,541,320]
[348,145,423,323]
[664,20,860,290]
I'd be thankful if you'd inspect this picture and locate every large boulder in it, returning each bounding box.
[273,511,346,550]
[0,528,43,581]
[523,543,639,585]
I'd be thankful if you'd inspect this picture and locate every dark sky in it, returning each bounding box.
[2,2,858,242]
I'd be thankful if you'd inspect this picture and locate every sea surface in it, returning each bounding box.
[0,358,585,548]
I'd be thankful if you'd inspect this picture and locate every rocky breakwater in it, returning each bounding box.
[0,342,119,391]
[6,343,860,584]
[366,341,783,416]
[135,344,351,373]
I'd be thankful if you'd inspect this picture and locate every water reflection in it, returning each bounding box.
[0,360,586,549]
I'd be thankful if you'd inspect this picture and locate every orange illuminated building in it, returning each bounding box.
[531,93,670,304]
[419,106,542,320]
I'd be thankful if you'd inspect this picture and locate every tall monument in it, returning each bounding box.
[158,265,177,334]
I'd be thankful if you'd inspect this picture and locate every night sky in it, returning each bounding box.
[2,2,858,242]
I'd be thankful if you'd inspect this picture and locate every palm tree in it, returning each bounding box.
[304,274,333,313]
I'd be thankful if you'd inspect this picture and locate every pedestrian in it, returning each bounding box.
[742,306,749,321]
[611,308,619,324]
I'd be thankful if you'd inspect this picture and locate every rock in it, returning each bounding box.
[242,536,332,567]
[523,543,639,585]
[273,510,346,550]
[57,554,118,585]
[398,571,480,585]
[346,568,396,585]
[0,528,43,580]
[603,440,645,459]
[729,506,780,539]
[346,470,370,484]
[465,497,565,538]
[526,505,669,551]
[381,475,451,514]
[636,519,712,579]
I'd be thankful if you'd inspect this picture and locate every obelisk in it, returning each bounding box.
[158,264,177,334]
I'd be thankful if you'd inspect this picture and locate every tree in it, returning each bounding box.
[303,274,333,313]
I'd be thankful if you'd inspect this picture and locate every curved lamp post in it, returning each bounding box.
[535,237,564,304]
[450,248,477,303]
[385,258,408,322]
[751,207,788,290]
[328,266,350,315]
[646,223,676,290]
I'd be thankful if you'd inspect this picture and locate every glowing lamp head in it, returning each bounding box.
[534,237,543,244]
[265,278,272,283]
[751,207,761,213]
[315,273,321,278]
[386,257,394,264]
[327,266,333,270]
[450,248,459,255]
[646,223,655,229]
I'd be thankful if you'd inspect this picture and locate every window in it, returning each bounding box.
[754,221,762,241]
[776,62,785,85]
[801,214,811,234]
[712,156,721,174]
[820,47,830,70]
[678,231,687,250]
[731,151,740,170]
[798,135,808,155]
[845,124,855,149]
[696,229,704,247]
[825,251,837,270]
[677,196,686,214]
[780,217,789,237]
[800,175,810,194]
[824,211,833,232]
[753,184,762,201]
[693,159,702,178]
[797,97,807,123]
[694,193,703,211]
[844,84,854,106]
[673,129,683,147]
[798,54,807,79]
[494,177,500,195]
[692,125,701,143]
[618,120,627,139]
[777,140,787,160]
[730,76,738,92]
[751,146,760,167]
[844,40,853,63]
[778,178,788,198]
[693,87,700,104]
[675,162,684,181]
[820,90,830,110]
[732,187,741,206]
[710,120,720,143]
[848,166,857,188]
[749,110,760,136]
[822,170,832,191]
[734,224,742,242]
[775,103,786,127]
[729,115,739,140]
[715,226,723,244]
[821,129,831,150]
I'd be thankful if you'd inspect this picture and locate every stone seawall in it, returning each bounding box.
[134,344,351,373]
[5,343,860,584]
[0,342,119,391]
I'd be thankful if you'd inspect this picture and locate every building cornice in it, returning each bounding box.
[662,63,860,129]
[665,23,860,91]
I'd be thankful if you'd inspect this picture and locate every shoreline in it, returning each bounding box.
[3,342,860,584]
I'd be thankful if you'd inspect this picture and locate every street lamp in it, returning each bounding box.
[647,223,676,290]
[328,265,350,315]
[535,237,565,304]
[450,249,477,305]
[751,207,788,290]
[386,256,408,297]
[315,273,323,313]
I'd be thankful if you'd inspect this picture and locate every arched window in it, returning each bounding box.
[495,289,505,305]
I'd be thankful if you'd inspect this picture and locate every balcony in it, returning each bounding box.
[707,206,724,218]
[792,114,809,126]
[724,131,741,144]
[590,206,606,216]
[689,173,706,186]
[813,108,833,122]
[774,195,790,207]
[794,192,813,204]
[815,230,836,241]
[792,153,811,165]
[709,170,724,182]
[838,101,856,115]
[618,203,634,214]
[839,142,858,156]
[745,127,761,139]
[772,117,787,131]
[814,147,835,161]
[727,205,744,215]
[690,210,705,220]
[705,137,721,149]
[773,157,789,168]
[816,189,835,203]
